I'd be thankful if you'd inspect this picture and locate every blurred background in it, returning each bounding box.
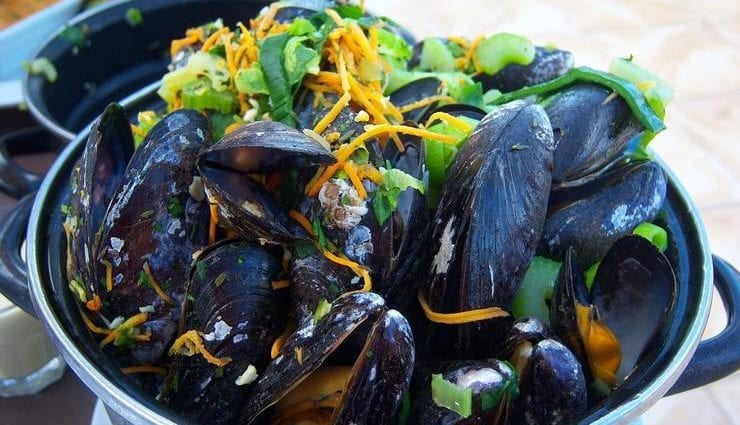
[0,0,737,424]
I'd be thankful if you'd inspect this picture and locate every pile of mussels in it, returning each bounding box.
[63,5,678,425]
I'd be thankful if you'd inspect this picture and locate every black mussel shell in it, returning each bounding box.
[410,360,518,425]
[516,339,587,425]
[390,77,444,122]
[546,83,643,183]
[540,160,667,267]
[477,46,574,93]
[200,120,336,173]
[501,316,552,359]
[163,241,286,425]
[591,235,677,382]
[549,247,592,379]
[422,103,487,123]
[241,293,415,425]
[274,0,333,22]
[289,250,357,327]
[423,100,554,356]
[67,103,134,290]
[96,109,212,364]
[295,90,365,137]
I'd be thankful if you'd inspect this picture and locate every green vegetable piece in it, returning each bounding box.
[431,374,472,418]
[511,256,563,324]
[288,18,317,36]
[158,52,231,105]
[398,392,411,425]
[68,278,87,303]
[181,80,237,114]
[420,38,456,72]
[284,37,320,86]
[313,298,332,323]
[24,58,58,83]
[214,367,224,378]
[609,57,673,119]
[585,262,599,290]
[373,166,426,225]
[312,216,328,249]
[125,8,143,27]
[632,222,668,252]
[334,4,364,19]
[479,368,519,411]
[140,209,154,219]
[377,28,412,66]
[473,33,535,75]
[167,196,184,217]
[423,116,479,205]
[492,66,666,135]
[260,33,296,127]
[210,113,239,140]
[195,261,208,280]
[59,24,87,49]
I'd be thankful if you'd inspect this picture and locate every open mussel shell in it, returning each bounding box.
[476,46,574,93]
[274,0,334,22]
[67,103,134,289]
[591,235,677,382]
[390,77,444,122]
[162,241,286,425]
[540,160,667,267]
[198,120,335,243]
[410,360,518,425]
[500,316,552,359]
[516,339,587,425]
[546,83,644,183]
[240,292,415,425]
[96,109,212,364]
[423,100,554,356]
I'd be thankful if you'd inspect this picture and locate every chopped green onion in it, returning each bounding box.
[313,298,332,323]
[373,166,426,225]
[473,33,535,75]
[431,374,472,418]
[59,24,87,49]
[492,66,666,135]
[609,57,672,119]
[585,262,599,290]
[181,80,236,114]
[479,366,519,411]
[511,256,562,324]
[632,222,668,252]
[24,58,58,83]
[125,8,143,27]
[260,33,296,127]
[420,38,456,72]
[423,116,479,205]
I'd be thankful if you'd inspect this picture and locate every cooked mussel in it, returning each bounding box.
[162,241,286,425]
[66,103,134,294]
[96,109,212,364]
[198,120,335,243]
[422,100,554,355]
[550,238,676,388]
[390,77,444,122]
[545,83,644,183]
[476,46,574,93]
[539,160,667,267]
[240,292,415,425]
[409,360,518,425]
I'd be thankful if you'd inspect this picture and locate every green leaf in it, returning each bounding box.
[632,222,668,252]
[373,167,426,225]
[473,33,535,75]
[312,216,328,249]
[181,80,237,114]
[167,197,184,217]
[284,37,320,86]
[158,52,231,105]
[59,24,87,49]
[334,4,364,19]
[125,8,143,27]
[609,57,672,119]
[288,17,317,36]
[210,112,239,140]
[312,298,332,323]
[195,261,208,280]
[260,33,296,127]
[377,28,412,64]
[431,374,472,418]
[236,63,270,95]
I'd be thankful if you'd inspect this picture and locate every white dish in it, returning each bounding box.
[0,0,82,105]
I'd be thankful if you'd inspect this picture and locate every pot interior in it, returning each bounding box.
[28,87,712,424]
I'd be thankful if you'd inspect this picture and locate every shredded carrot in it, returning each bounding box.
[80,310,112,335]
[100,312,150,348]
[121,366,167,375]
[288,210,315,237]
[103,260,113,292]
[200,27,230,53]
[313,92,352,134]
[448,36,470,49]
[272,280,290,290]
[343,162,367,199]
[209,201,219,245]
[425,111,474,133]
[170,330,232,367]
[255,4,278,39]
[170,27,205,57]
[397,95,453,114]
[142,262,175,306]
[325,8,346,27]
[86,294,102,312]
[417,289,509,324]
[271,320,296,359]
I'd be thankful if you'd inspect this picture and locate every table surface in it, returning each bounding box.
[0,1,738,424]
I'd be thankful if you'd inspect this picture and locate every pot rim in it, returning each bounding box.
[25,84,714,424]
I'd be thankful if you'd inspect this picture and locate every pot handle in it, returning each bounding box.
[668,255,740,395]
[0,127,65,199]
[0,193,36,317]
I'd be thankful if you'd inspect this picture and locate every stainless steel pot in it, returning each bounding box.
[0,84,738,424]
